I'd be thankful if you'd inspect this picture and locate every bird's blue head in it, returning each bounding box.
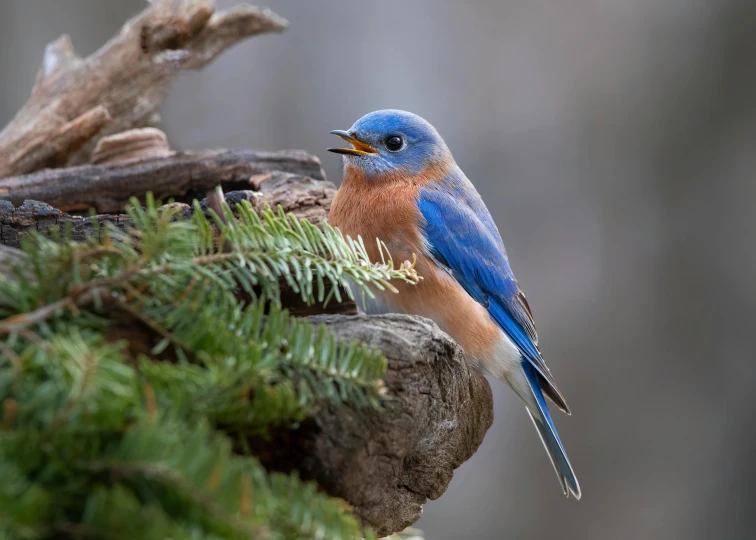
[328,110,450,179]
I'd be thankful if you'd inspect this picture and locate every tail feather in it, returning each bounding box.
[522,363,581,499]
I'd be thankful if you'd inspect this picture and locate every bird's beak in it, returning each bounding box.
[328,130,378,156]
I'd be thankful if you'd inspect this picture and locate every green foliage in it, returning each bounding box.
[0,195,419,539]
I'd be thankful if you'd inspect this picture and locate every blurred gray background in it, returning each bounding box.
[2,1,755,538]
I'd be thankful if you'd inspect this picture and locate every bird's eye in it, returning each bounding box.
[385,135,404,152]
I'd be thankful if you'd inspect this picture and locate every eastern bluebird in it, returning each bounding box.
[328,110,580,499]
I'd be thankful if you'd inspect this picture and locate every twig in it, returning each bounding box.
[205,185,234,253]
[0,296,81,335]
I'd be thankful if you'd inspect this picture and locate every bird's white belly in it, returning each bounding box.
[485,331,523,377]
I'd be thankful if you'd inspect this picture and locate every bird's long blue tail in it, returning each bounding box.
[522,363,581,499]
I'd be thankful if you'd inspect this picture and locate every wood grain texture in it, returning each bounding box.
[0,166,332,243]
[0,149,325,213]
[253,314,494,537]
[0,1,287,177]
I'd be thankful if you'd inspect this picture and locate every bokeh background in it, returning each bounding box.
[2,1,755,538]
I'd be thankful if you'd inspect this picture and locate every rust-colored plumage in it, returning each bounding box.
[329,163,502,359]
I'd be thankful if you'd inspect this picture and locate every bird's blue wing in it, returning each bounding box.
[417,179,568,411]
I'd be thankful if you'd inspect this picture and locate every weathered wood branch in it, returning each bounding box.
[0,1,287,177]
[0,148,325,214]
[254,314,493,537]
[0,173,332,245]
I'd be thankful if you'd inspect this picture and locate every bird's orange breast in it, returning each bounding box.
[329,166,423,263]
[328,165,501,360]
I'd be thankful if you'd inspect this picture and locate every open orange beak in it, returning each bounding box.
[328,130,378,156]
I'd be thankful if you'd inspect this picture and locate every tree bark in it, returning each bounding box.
[0,151,332,248]
[256,314,494,537]
[0,149,325,214]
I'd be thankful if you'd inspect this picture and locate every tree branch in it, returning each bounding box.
[0,148,326,214]
[0,1,287,177]
[251,314,494,537]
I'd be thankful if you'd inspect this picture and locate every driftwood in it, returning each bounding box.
[257,314,493,537]
[0,4,495,536]
[0,148,326,214]
[0,1,287,177]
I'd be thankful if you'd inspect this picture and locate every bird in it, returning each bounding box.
[327,109,581,499]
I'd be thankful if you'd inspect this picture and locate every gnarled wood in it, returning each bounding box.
[0,171,334,250]
[255,314,494,537]
[0,149,326,214]
[0,1,287,177]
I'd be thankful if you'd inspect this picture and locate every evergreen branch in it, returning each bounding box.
[0,193,418,538]
[88,460,266,538]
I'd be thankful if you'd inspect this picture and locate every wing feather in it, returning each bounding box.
[417,178,569,413]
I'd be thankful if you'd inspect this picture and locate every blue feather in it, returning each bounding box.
[417,171,580,498]
[522,362,581,498]
[417,175,562,396]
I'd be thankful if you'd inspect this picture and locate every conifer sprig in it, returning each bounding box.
[0,194,416,539]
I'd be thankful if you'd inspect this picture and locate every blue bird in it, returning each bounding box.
[328,109,581,499]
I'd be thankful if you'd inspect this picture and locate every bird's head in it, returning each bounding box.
[328,109,450,179]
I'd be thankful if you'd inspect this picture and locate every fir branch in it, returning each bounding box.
[88,460,266,538]
[0,193,419,538]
